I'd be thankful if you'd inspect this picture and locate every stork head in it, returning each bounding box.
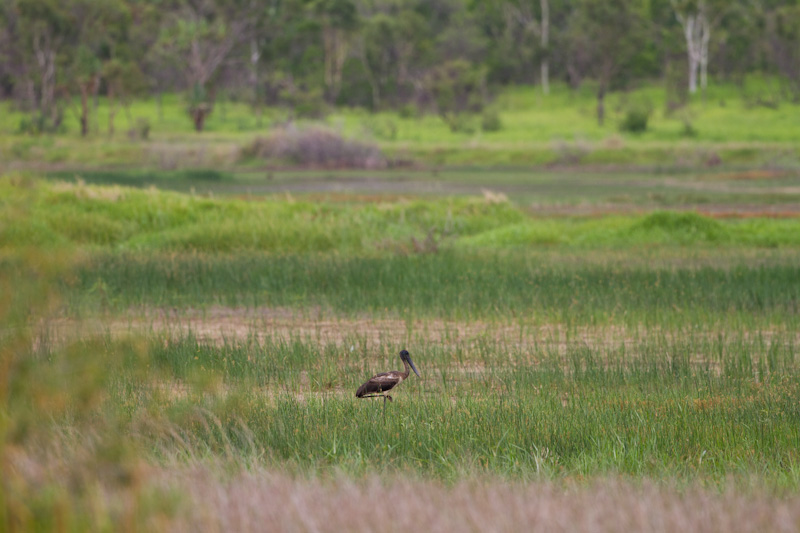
[399,349,420,377]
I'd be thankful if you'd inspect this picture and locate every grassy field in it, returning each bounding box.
[2,78,800,530]
[2,81,800,170]
[2,174,800,530]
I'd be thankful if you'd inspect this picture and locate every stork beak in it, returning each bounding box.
[409,358,421,377]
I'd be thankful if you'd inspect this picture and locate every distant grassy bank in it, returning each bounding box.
[4,177,800,254]
[1,82,799,169]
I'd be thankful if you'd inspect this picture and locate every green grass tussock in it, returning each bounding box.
[0,177,527,253]
[459,212,800,249]
[628,211,730,244]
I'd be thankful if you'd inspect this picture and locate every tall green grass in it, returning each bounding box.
[67,252,800,327]
[29,330,800,484]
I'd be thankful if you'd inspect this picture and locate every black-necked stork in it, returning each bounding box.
[356,349,420,412]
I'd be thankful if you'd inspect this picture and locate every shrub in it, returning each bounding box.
[445,114,477,134]
[481,109,503,132]
[619,107,651,133]
[425,60,488,133]
[245,126,387,168]
[398,104,417,119]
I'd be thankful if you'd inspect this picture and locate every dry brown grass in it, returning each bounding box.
[164,468,800,533]
[11,440,800,533]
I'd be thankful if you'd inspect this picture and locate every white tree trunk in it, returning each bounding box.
[673,1,711,95]
[683,14,700,94]
[505,1,549,94]
[700,18,710,93]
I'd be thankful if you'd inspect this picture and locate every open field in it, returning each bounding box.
[2,174,800,530]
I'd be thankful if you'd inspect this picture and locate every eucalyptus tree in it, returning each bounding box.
[502,0,551,93]
[2,0,74,132]
[354,1,429,109]
[1,0,128,135]
[567,0,649,125]
[103,58,147,136]
[668,0,734,96]
[244,0,287,125]
[310,0,359,104]
[767,3,800,99]
[69,0,130,136]
[151,0,257,131]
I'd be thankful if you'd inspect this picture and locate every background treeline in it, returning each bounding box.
[1,0,799,134]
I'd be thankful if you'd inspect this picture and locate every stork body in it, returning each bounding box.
[356,350,420,411]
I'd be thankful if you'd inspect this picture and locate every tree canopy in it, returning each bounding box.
[1,0,798,132]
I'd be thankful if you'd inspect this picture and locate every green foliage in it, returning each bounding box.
[481,108,503,132]
[425,60,488,131]
[619,105,651,133]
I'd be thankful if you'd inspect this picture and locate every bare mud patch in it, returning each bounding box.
[42,306,651,353]
[38,306,800,374]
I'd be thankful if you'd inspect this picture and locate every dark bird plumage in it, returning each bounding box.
[356,349,420,402]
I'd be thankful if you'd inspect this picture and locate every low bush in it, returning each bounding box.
[245,126,387,168]
[619,107,651,133]
[481,109,503,132]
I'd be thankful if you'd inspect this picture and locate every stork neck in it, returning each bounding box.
[401,359,411,379]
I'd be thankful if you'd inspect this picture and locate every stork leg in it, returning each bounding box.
[359,393,393,419]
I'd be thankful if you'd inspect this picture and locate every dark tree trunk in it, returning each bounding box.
[108,86,116,138]
[191,104,211,132]
[596,86,606,126]
[79,84,90,137]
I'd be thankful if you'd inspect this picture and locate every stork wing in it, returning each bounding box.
[355,371,401,397]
